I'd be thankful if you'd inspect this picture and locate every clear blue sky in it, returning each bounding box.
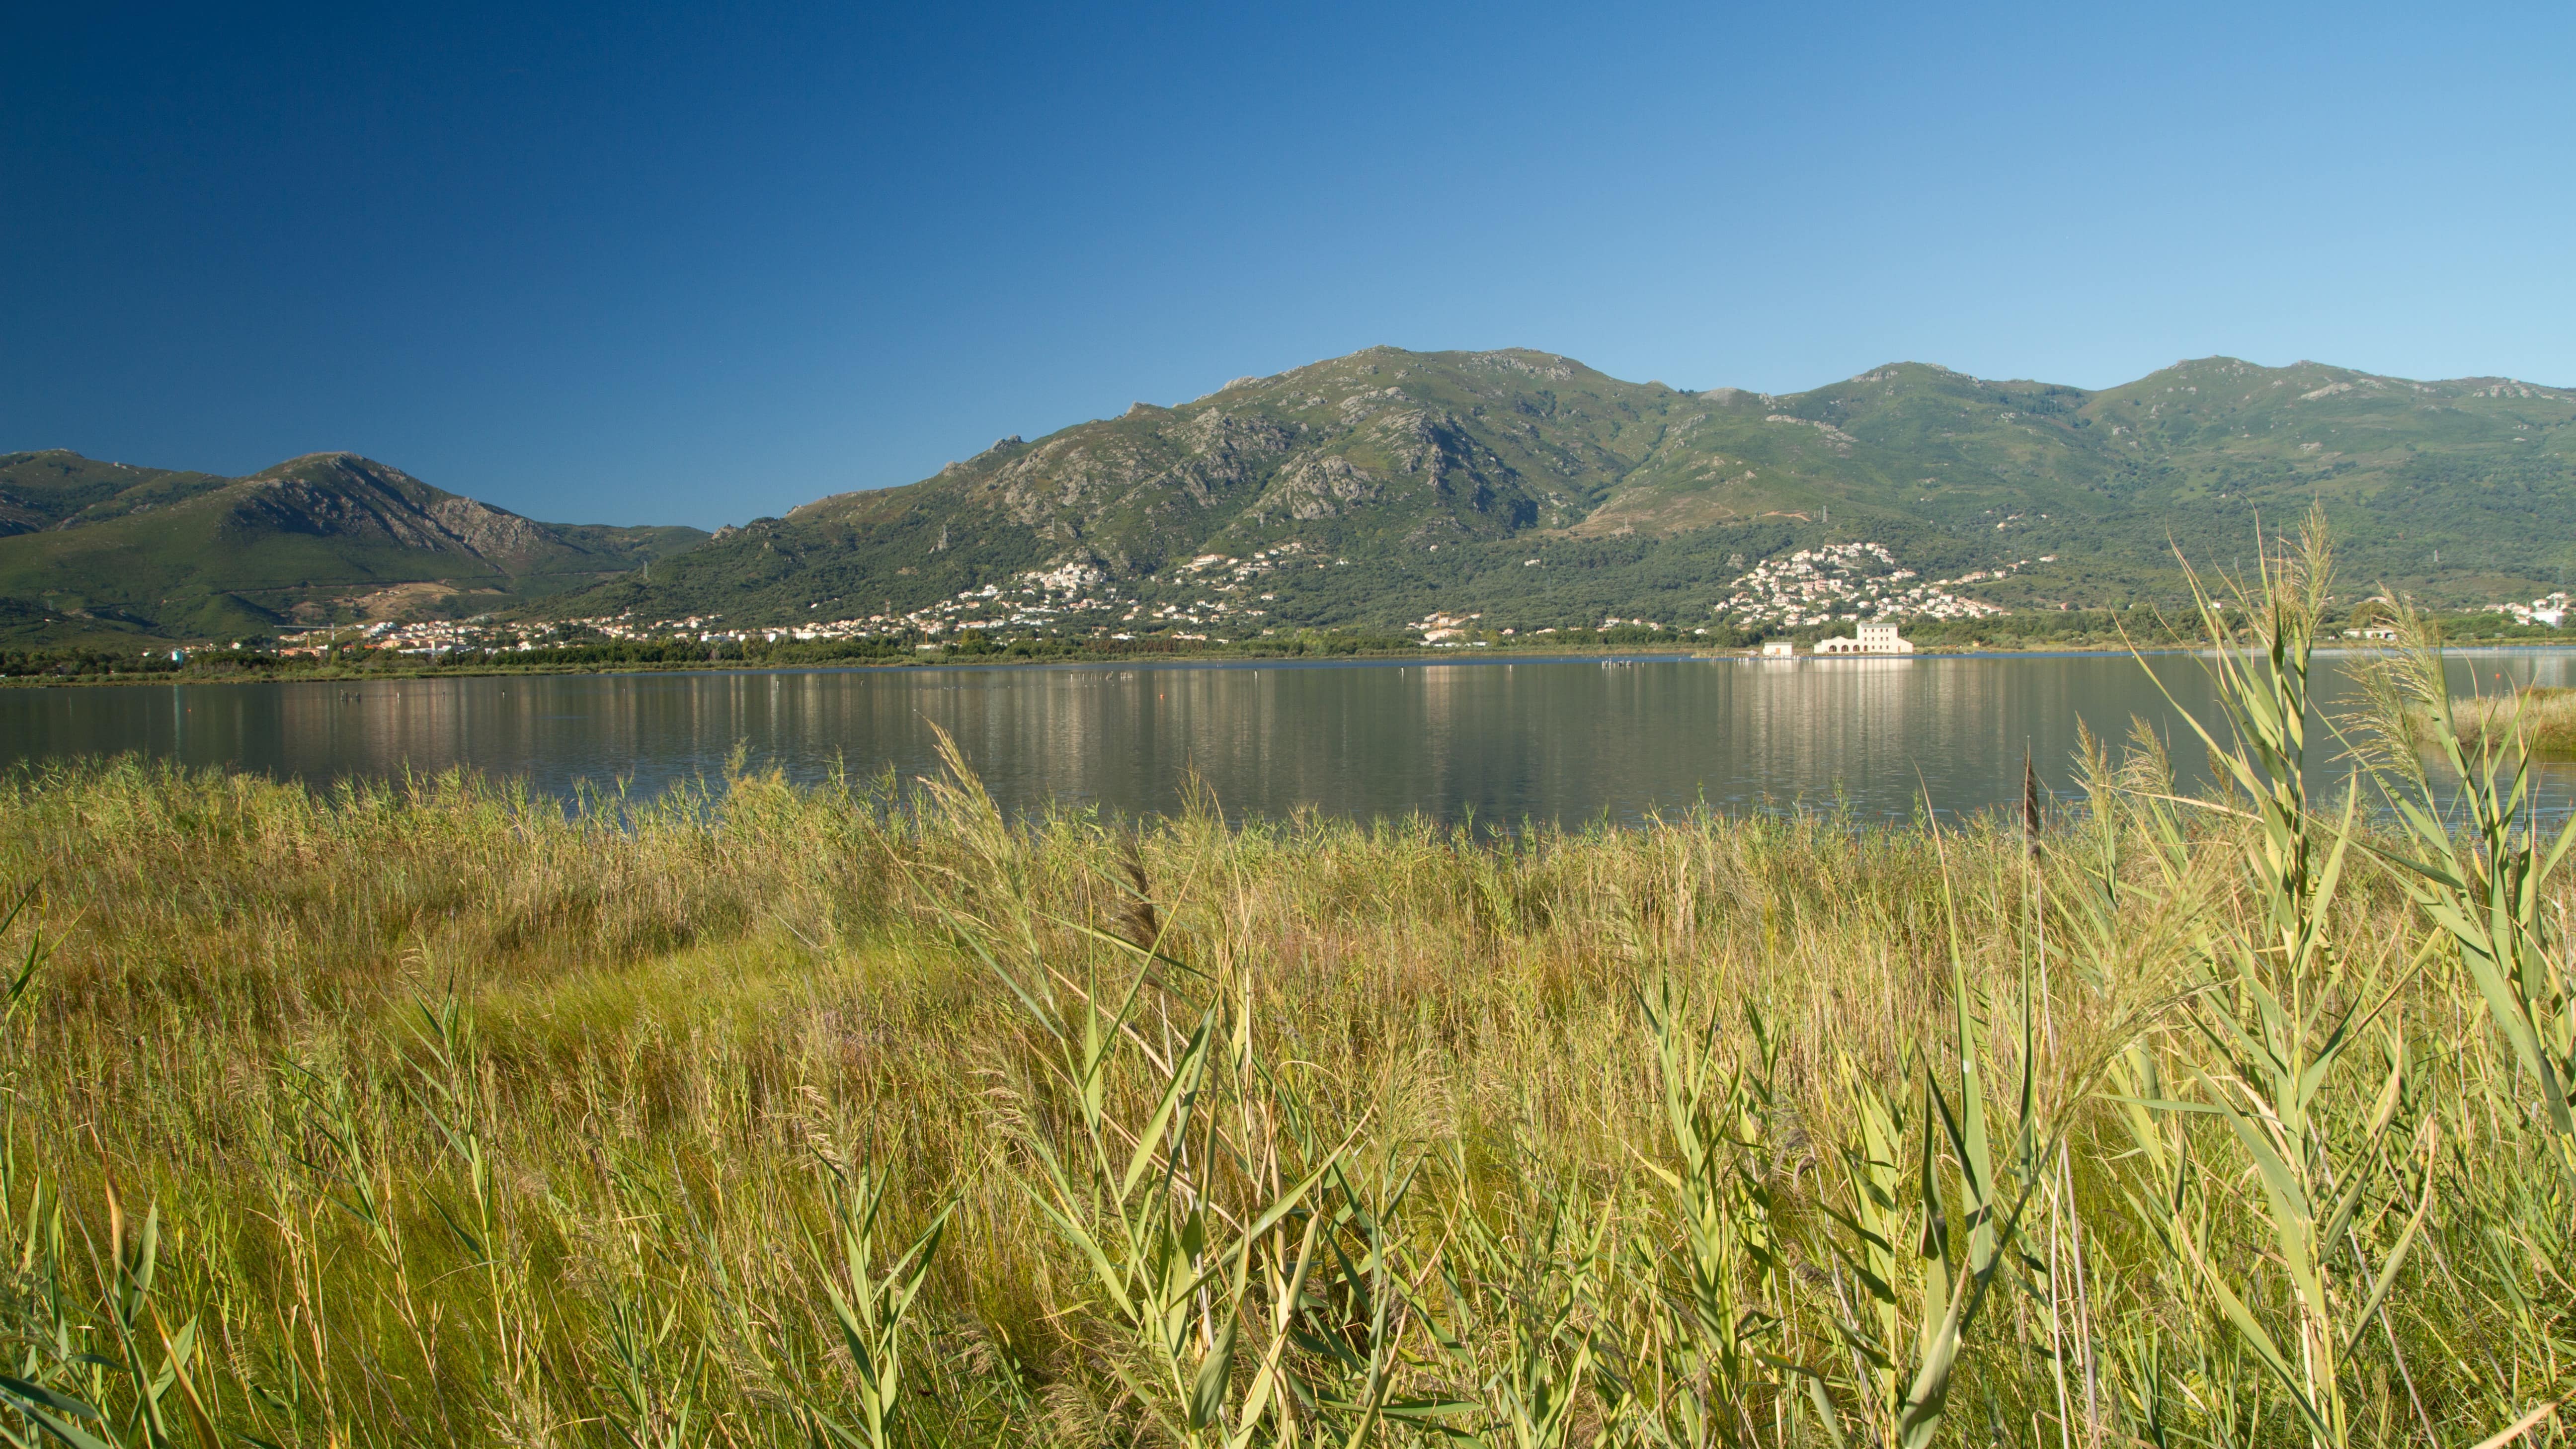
[5,1,2571,529]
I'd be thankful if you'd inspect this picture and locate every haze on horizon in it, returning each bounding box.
[4,0,2570,530]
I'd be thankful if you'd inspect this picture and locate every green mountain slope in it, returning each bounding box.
[0,451,708,644]
[543,348,2576,635]
[0,452,231,535]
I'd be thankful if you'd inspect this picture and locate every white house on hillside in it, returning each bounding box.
[1814,621,1915,655]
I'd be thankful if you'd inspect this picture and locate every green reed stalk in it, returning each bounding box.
[2112,510,2454,1449]
[1634,981,1781,1448]
[791,1155,948,1449]
[2355,594,2576,1159]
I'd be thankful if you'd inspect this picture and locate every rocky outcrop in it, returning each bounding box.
[428,494,559,566]
[1255,455,1380,521]
[226,455,562,568]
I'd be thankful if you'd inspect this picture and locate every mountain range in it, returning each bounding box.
[541,347,2576,634]
[0,451,705,646]
[8,346,2572,647]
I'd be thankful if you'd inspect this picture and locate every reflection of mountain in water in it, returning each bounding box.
[7,653,2576,826]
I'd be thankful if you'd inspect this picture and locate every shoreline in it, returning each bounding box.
[11,634,2518,691]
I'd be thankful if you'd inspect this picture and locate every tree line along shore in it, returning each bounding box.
[0,524,2572,1448]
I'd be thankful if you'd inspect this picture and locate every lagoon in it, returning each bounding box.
[6,649,2574,824]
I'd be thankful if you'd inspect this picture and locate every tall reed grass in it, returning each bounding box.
[0,517,2570,1447]
[2441,686,2576,759]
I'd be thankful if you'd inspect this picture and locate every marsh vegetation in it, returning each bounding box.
[0,521,2570,1448]
[2443,685,2576,758]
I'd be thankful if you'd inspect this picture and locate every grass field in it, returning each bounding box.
[1,524,2572,1448]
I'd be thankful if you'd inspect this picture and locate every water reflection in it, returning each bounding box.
[4,650,2572,826]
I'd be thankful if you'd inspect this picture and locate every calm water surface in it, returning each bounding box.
[6,651,2574,825]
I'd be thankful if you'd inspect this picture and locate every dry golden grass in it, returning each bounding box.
[0,743,2564,1449]
[2448,684,2576,756]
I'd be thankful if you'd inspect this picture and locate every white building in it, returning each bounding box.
[1814,621,1915,655]
[1760,641,1798,658]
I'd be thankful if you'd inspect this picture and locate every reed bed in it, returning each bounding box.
[1,519,2571,1448]
[2445,685,2576,758]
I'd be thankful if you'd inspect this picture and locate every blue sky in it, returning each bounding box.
[5,1,2571,529]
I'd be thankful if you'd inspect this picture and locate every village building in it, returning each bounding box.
[1813,621,1915,655]
[1760,641,1798,658]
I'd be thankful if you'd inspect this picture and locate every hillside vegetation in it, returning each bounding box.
[545,347,2576,635]
[0,450,706,646]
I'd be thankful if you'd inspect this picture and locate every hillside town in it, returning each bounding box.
[267,540,2034,656]
[270,545,1313,654]
[2485,591,2572,628]
[1109,546,1320,639]
[275,560,1136,656]
[1710,542,2017,630]
[242,535,2576,662]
